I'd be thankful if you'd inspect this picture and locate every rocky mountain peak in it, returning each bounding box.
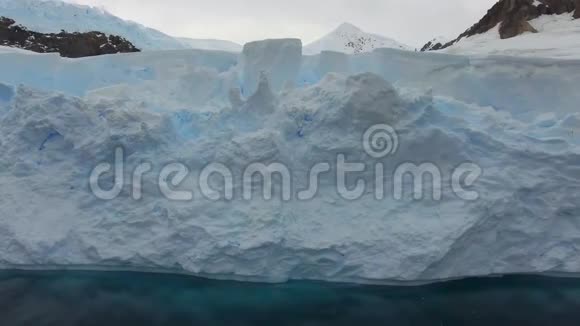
[304,22,410,55]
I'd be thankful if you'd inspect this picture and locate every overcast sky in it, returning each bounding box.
[66,0,497,47]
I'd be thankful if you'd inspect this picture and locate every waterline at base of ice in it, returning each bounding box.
[2,269,580,326]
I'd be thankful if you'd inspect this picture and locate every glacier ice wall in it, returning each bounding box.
[0,40,580,284]
[241,39,302,95]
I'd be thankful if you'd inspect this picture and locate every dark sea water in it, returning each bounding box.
[1,270,580,326]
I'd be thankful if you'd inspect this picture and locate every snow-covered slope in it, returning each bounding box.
[441,13,580,59]
[0,45,38,54]
[176,37,242,53]
[0,40,580,284]
[304,22,411,55]
[0,0,187,50]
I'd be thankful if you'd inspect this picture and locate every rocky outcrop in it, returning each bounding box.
[499,1,539,39]
[0,16,139,58]
[575,0,580,18]
[543,0,577,13]
[421,0,578,51]
[420,38,448,52]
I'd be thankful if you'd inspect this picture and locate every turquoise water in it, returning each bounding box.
[1,271,580,325]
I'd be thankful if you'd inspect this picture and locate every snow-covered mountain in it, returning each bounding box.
[0,0,241,52]
[177,37,242,52]
[304,22,411,55]
[0,0,186,50]
[443,12,580,59]
[423,0,580,59]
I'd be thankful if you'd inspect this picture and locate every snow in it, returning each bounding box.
[304,22,412,55]
[441,13,580,59]
[177,37,242,53]
[0,0,187,50]
[0,45,41,55]
[1,37,580,284]
[0,0,240,52]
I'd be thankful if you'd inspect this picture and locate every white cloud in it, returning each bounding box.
[66,0,497,46]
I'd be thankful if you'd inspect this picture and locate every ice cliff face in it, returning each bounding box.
[241,39,303,95]
[0,40,580,284]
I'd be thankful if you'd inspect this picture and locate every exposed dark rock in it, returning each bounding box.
[345,37,376,54]
[0,16,140,58]
[499,1,539,39]
[420,40,446,52]
[421,0,578,52]
[0,17,16,28]
[543,0,577,14]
